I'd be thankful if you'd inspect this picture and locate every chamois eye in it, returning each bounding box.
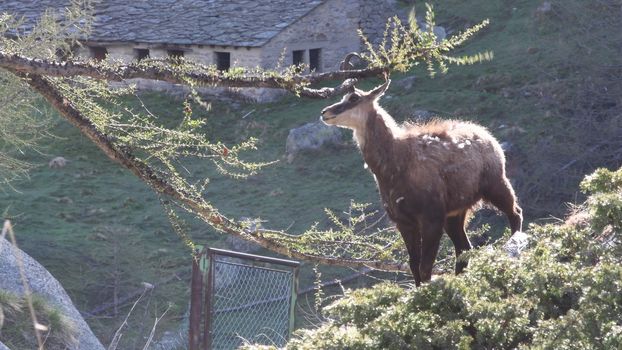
[348,94,360,103]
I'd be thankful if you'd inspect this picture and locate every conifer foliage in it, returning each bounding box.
[247,167,622,349]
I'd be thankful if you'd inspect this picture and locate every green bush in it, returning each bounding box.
[581,167,622,232]
[274,167,622,349]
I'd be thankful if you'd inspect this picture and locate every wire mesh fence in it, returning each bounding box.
[189,248,299,350]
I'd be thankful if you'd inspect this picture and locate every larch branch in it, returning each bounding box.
[8,69,407,272]
[0,51,386,99]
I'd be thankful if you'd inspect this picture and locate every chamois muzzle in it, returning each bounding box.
[320,107,336,122]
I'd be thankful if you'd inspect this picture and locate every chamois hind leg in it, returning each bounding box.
[418,217,444,283]
[397,223,422,286]
[444,210,472,274]
[484,176,523,233]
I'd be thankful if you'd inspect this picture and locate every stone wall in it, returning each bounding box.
[109,78,286,103]
[72,0,405,100]
[185,46,263,68]
[76,43,263,68]
[73,0,403,71]
[360,0,403,45]
[260,0,361,71]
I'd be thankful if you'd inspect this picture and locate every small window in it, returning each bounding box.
[167,49,184,58]
[215,52,230,71]
[56,47,70,61]
[292,50,304,66]
[89,46,108,61]
[135,48,150,61]
[309,48,322,72]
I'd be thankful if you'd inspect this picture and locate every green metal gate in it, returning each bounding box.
[189,247,300,350]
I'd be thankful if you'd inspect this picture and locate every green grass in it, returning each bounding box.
[1,92,385,346]
[2,0,620,346]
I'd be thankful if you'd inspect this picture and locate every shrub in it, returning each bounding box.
[276,167,622,349]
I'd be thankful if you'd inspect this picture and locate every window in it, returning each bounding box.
[89,46,108,61]
[215,52,230,71]
[309,48,322,72]
[56,47,70,61]
[292,50,304,66]
[167,49,184,59]
[135,48,150,61]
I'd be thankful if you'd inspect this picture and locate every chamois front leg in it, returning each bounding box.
[396,223,422,286]
[418,216,444,283]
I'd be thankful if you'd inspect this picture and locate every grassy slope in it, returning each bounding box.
[2,0,620,346]
[2,92,383,345]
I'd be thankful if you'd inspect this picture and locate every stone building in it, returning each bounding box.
[1,0,399,72]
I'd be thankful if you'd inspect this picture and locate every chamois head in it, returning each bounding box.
[320,79,391,130]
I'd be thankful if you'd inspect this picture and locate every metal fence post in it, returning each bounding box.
[289,265,300,339]
[189,251,203,350]
[203,249,215,349]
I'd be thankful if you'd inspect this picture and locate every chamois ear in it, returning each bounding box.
[369,79,391,100]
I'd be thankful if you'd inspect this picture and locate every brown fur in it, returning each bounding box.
[321,81,523,285]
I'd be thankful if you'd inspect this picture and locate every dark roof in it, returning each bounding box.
[0,0,325,47]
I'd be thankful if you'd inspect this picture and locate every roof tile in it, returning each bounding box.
[0,0,326,47]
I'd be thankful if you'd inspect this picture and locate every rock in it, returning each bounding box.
[152,307,190,350]
[48,156,68,169]
[496,124,526,138]
[535,1,552,16]
[225,217,261,254]
[394,75,416,90]
[0,237,104,350]
[417,19,447,42]
[285,121,343,162]
[504,231,529,258]
[432,25,447,42]
[223,87,287,103]
[116,78,287,105]
[225,233,260,254]
[412,109,434,121]
[114,79,287,103]
[152,329,187,350]
[56,196,74,204]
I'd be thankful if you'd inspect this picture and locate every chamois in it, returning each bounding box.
[321,79,523,285]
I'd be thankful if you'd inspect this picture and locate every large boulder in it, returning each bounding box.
[416,19,447,42]
[394,75,416,91]
[504,231,529,258]
[152,309,189,350]
[285,122,344,162]
[0,237,104,350]
[535,1,552,17]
